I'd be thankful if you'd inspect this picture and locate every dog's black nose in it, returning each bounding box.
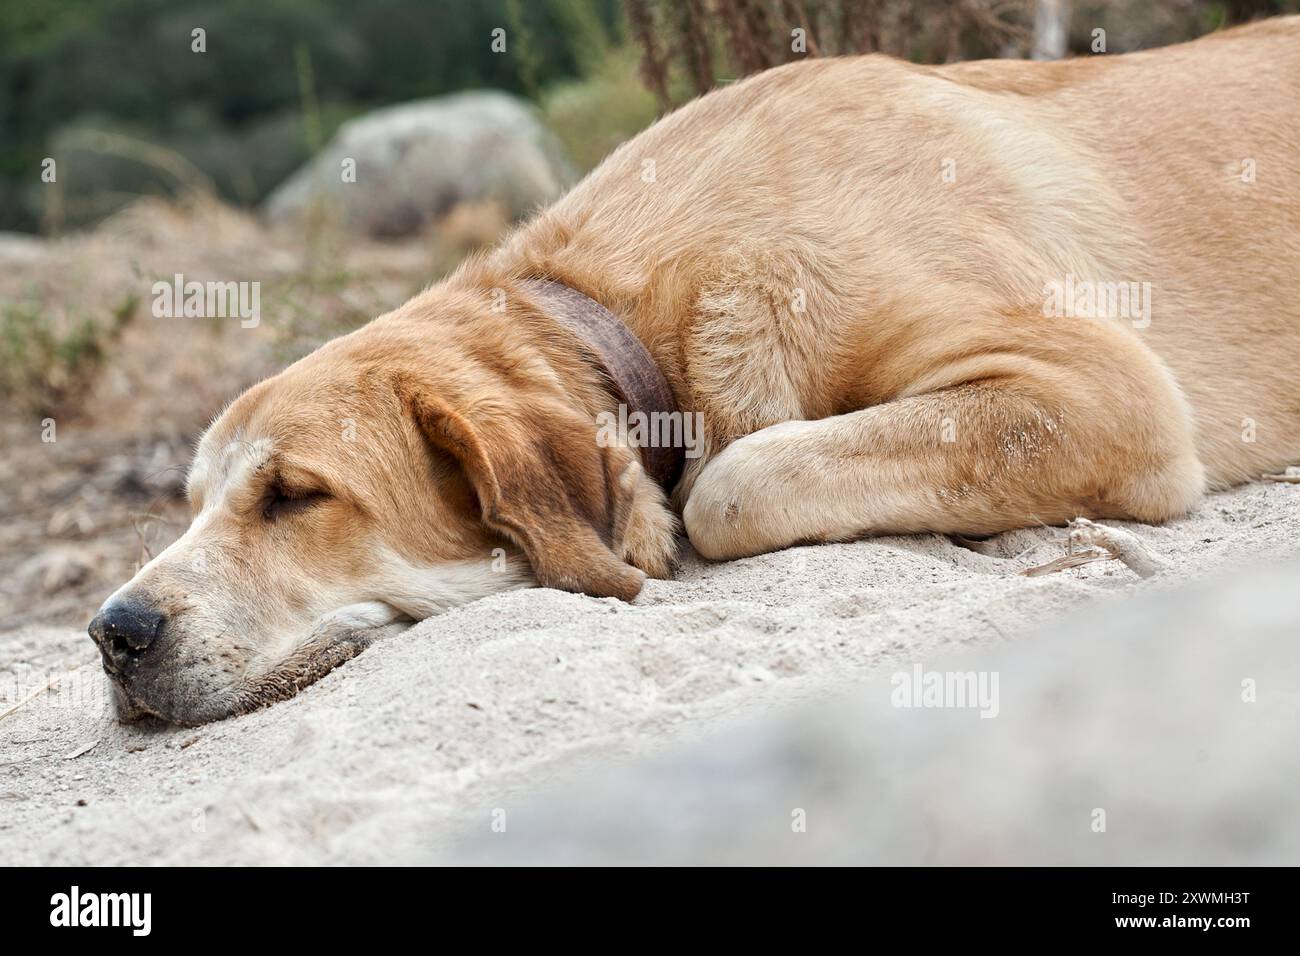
[88,598,165,670]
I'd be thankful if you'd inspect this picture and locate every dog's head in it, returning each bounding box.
[88,281,673,724]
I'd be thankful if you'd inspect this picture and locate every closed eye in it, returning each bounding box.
[262,488,331,521]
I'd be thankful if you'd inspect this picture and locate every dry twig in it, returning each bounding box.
[1022,517,1168,579]
[0,676,59,723]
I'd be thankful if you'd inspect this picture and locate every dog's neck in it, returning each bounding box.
[522,278,685,490]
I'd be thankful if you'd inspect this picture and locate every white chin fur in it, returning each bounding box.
[326,551,536,626]
[319,601,411,630]
[379,553,536,620]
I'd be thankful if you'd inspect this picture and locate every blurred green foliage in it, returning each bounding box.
[0,287,137,414]
[0,0,623,231]
[4,0,1299,234]
[541,45,659,172]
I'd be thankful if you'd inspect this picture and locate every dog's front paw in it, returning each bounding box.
[683,421,818,560]
[617,460,682,579]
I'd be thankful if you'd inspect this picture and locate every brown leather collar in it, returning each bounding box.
[523,279,684,490]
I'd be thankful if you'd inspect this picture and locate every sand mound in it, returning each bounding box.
[1,480,1296,864]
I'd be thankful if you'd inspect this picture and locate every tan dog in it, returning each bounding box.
[91,18,1300,723]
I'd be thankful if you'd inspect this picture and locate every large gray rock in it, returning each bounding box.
[0,231,48,266]
[263,91,572,237]
[442,559,1300,865]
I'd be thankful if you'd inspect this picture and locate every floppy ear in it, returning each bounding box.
[400,383,646,601]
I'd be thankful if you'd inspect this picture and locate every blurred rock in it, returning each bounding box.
[263,92,573,238]
[0,232,48,266]
[443,559,1300,865]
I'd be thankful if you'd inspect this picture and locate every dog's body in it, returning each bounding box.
[91,18,1300,723]
[504,15,1300,559]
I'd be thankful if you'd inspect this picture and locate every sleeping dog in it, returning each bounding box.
[90,18,1300,724]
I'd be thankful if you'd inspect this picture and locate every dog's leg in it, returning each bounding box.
[682,355,1206,561]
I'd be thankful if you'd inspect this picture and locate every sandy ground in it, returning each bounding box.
[1,479,1295,865]
[445,556,1300,865]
